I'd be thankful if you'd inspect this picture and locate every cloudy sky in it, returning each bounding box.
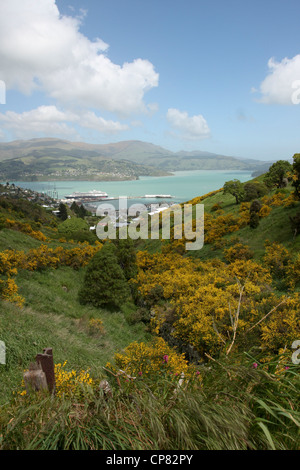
[0,0,300,160]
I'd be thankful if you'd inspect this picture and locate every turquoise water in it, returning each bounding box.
[11,170,253,205]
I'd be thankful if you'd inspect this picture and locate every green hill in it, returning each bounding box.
[0,138,274,181]
[0,163,299,450]
[0,190,150,405]
[0,151,171,181]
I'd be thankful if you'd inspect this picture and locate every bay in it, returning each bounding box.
[11,170,253,204]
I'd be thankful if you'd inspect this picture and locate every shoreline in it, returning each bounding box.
[3,170,253,204]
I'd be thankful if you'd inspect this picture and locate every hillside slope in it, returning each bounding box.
[0,138,273,180]
[0,168,299,450]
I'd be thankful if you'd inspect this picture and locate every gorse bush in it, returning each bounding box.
[263,241,291,280]
[223,242,254,263]
[106,337,200,382]
[0,168,299,451]
[132,250,299,360]
[0,277,24,307]
[4,218,47,241]
[19,361,97,399]
[0,242,102,305]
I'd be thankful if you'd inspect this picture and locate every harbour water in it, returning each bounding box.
[11,169,253,207]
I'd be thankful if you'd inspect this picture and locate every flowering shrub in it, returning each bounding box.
[238,202,251,226]
[286,252,300,288]
[54,361,96,398]
[106,337,200,381]
[223,243,254,263]
[204,213,241,244]
[4,218,47,241]
[0,242,103,274]
[0,250,24,276]
[134,251,279,358]
[136,248,298,360]
[260,295,300,355]
[283,194,297,207]
[261,192,293,208]
[258,204,272,218]
[19,361,97,399]
[0,242,102,306]
[269,192,288,207]
[263,241,291,280]
[0,277,24,307]
[88,318,105,335]
[211,202,223,212]
[0,249,25,306]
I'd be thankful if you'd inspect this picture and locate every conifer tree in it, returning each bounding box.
[78,242,131,309]
[112,237,138,281]
[58,202,68,221]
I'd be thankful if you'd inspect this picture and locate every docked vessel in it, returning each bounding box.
[144,194,174,198]
[64,190,108,201]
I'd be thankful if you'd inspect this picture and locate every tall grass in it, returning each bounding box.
[1,355,298,450]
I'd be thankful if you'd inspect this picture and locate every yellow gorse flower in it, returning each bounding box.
[54,361,96,398]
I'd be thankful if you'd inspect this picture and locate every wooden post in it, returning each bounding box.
[36,348,56,394]
[23,362,48,394]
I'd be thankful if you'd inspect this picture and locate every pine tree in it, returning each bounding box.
[78,243,131,309]
[58,202,68,221]
[78,204,87,219]
[112,237,138,281]
[70,201,80,215]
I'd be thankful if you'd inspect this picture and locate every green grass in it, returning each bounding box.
[0,352,298,450]
[171,182,300,262]
[0,265,151,405]
[0,178,299,449]
[0,229,42,252]
[187,201,300,263]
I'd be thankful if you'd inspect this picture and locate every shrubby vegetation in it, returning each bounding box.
[0,157,299,450]
[57,215,97,244]
[78,242,131,310]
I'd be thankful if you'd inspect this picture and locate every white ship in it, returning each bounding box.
[144,194,174,198]
[64,190,108,201]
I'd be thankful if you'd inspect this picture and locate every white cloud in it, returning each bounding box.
[79,111,129,133]
[0,106,79,139]
[166,108,210,140]
[0,0,159,115]
[0,105,128,139]
[257,55,300,105]
[44,57,159,115]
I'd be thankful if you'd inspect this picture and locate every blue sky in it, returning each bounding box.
[0,0,300,161]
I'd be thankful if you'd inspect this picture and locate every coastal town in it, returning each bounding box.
[0,181,59,207]
[0,182,176,231]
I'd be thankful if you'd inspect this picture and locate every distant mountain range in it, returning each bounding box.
[0,138,274,181]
